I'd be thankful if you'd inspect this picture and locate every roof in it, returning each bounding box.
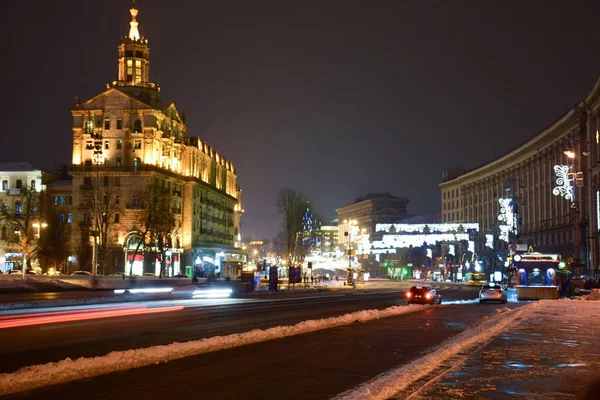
[0,162,39,172]
[45,179,73,187]
[114,87,177,117]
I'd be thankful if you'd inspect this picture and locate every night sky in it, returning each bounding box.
[1,0,599,240]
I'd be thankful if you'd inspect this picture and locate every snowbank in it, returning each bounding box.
[331,302,539,400]
[0,303,432,396]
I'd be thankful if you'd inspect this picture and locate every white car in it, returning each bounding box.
[479,283,508,304]
[71,271,93,276]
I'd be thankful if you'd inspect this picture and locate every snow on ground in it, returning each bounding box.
[402,299,600,399]
[0,276,83,292]
[0,303,433,396]
[331,302,539,400]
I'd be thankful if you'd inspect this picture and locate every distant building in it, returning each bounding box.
[318,219,338,254]
[336,192,409,246]
[0,163,44,272]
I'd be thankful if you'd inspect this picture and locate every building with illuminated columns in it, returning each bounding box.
[69,3,243,275]
[440,75,600,278]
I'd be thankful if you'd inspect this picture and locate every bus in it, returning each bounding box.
[465,272,486,286]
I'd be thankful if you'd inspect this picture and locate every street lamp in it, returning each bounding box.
[343,219,358,284]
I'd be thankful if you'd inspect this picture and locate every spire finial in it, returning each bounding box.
[128,1,140,41]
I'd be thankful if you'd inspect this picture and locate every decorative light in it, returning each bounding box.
[553,165,573,200]
[376,223,478,234]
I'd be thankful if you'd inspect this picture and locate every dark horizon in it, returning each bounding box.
[1,0,599,241]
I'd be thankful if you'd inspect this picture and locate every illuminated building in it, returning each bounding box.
[336,193,409,247]
[0,163,44,272]
[440,76,600,278]
[69,3,243,275]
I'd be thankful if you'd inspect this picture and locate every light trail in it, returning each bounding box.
[0,305,184,330]
[0,306,144,321]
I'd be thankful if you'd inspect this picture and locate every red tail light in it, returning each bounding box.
[425,293,432,299]
[406,292,412,298]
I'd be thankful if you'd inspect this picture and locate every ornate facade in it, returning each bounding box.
[69,3,243,275]
[440,76,600,277]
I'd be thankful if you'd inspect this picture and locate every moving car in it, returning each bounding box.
[406,286,442,305]
[479,283,507,304]
[71,271,93,276]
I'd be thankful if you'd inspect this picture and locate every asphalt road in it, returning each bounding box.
[8,286,514,400]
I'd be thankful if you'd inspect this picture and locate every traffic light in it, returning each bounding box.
[384,261,389,267]
[402,268,408,276]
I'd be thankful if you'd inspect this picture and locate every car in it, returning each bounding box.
[406,285,442,305]
[479,283,507,304]
[143,273,156,277]
[71,271,93,276]
[9,270,23,275]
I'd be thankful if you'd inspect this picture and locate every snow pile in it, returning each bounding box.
[583,288,600,301]
[0,303,432,396]
[332,302,540,400]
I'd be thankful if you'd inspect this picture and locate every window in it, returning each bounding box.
[86,140,93,149]
[103,176,109,186]
[53,196,59,206]
[134,140,142,149]
[133,157,141,171]
[104,140,110,150]
[60,213,65,223]
[85,120,94,134]
[114,213,120,223]
[69,196,72,205]
[117,119,123,130]
[1,226,6,240]
[127,59,133,80]
[61,196,66,205]
[116,139,122,150]
[2,180,7,190]
[116,157,122,167]
[104,194,109,205]
[15,179,22,189]
[15,201,22,216]
[133,120,142,133]
[115,177,121,186]
[104,119,110,130]
[115,195,120,205]
[1,203,7,215]
[135,60,142,83]
[133,196,142,208]
[30,180,36,190]
[67,213,73,224]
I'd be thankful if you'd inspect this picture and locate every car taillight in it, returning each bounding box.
[425,293,432,299]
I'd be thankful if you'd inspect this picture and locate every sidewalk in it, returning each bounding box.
[407,298,600,399]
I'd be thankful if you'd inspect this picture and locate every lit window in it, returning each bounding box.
[85,120,94,134]
[135,60,142,83]
[1,180,7,190]
[60,213,65,223]
[127,59,133,78]
[61,196,66,205]
[134,140,142,149]
[67,213,73,224]
[116,157,122,167]
[105,140,110,149]
[15,201,22,216]
[30,180,36,190]
[117,139,122,150]
[53,196,59,205]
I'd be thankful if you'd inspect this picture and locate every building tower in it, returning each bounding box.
[115,1,156,90]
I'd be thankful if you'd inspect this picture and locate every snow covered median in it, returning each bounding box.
[0,303,431,395]
[332,303,539,400]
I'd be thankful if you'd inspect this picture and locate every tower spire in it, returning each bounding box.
[128,0,140,41]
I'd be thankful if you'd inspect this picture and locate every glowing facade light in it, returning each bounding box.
[553,165,573,200]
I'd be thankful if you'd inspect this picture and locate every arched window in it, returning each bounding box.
[15,200,22,216]
[133,157,141,171]
[133,119,142,133]
[16,179,22,189]
[85,120,94,134]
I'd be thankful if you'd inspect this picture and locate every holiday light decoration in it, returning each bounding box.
[553,165,573,200]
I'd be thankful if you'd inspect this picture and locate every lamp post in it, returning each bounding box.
[32,221,48,273]
[343,219,357,284]
[86,128,103,276]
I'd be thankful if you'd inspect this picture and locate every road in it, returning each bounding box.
[1,282,486,399]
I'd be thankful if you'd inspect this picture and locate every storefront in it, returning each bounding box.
[513,253,559,300]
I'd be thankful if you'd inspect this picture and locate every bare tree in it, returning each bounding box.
[0,187,42,270]
[275,188,309,267]
[95,180,122,275]
[37,191,72,272]
[127,181,176,277]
